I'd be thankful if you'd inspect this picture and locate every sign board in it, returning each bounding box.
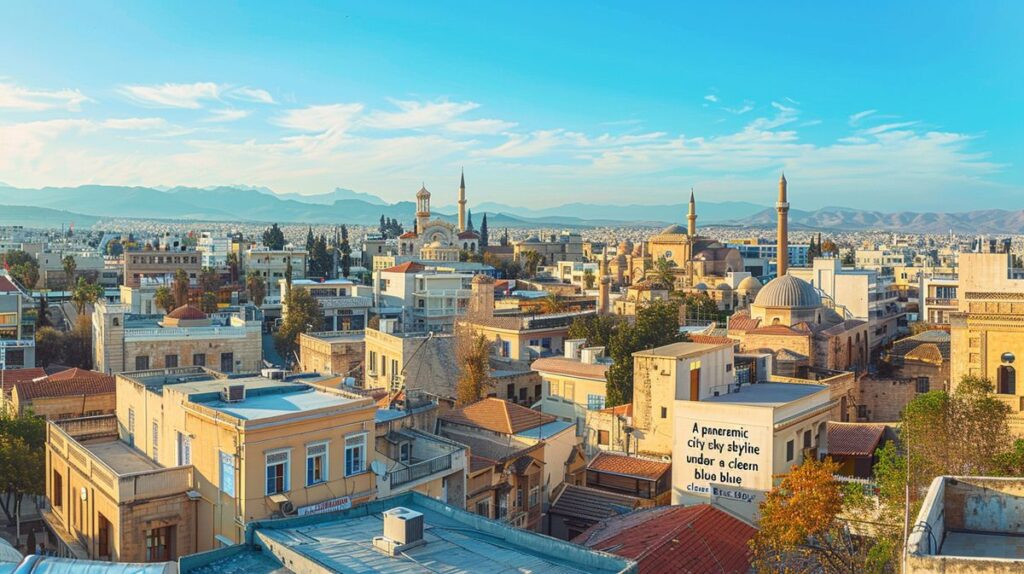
[219,451,236,498]
[298,495,352,516]
[678,416,771,514]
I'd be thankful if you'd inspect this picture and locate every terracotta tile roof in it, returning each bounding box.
[891,330,951,361]
[599,403,633,417]
[13,368,115,401]
[688,334,735,345]
[530,357,609,381]
[549,484,641,522]
[0,275,21,293]
[1,367,47,394]
[573,504,756,574]
[747,324,808,336]
[587,452,670,481]
[469,454,498,473]
[728,314,761,332]
[440,397,555,434]
[827,422,887,457]
[457,231,480,239]
[398,231,418,239]
[381,261,426,274]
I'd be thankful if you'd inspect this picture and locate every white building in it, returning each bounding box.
[281,278,372,331]
[919,273,958,326]
[673,381,832,521]
[374,262,471,332]
[197,232,232,268]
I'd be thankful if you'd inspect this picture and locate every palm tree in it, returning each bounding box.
[653,258,677,290]
[154,286,175,314]
[523,250,543,277]
[226,252,240,284]
[61,255,76,289]
[583,269,596,289]
[539,293,566,314]
[173,268,190,307]
[246,270,267,307]
[71,277,103,315]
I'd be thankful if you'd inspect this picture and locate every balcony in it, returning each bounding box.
[925,297,958,307]
[390,454,453,488]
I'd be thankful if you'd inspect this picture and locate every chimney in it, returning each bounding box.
[565,338,586,359]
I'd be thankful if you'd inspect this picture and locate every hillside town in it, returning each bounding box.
[0,170,1019,574]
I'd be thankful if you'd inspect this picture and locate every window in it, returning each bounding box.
[145,526,173,562]
[518,387,527,402]
[516,487,523,509]
[165,354,178,368]
[152,421,159,463]
[220,352,234,373]
[534,384,542,399]
[306,442,328,486]
[220,451,235,497]
[52,470,63,508]
[660,406,667,419]
[176,432,191,466]
[192,353,206,367]
[399,443,411,463]
[507,383,515,399]
[998,366,1016,395]
[786,440,795,462]
[529,486,540,508]
[497,493,508,519]
[368,351,377,373]
[598,430,610,445]
[587,394,606,410]
[128,408,136,446]
[803,430,812,449]
[135,355,150,370]
[475,499,490,517]
[266,450,290,495]
[857,405,868,419]
[345,433,366,476]
[915,377,930,394]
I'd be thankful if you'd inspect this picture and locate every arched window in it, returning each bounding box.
[998,365,1016,395]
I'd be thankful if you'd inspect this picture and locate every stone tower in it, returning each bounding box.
[598,247,611,314]
[457,170,467,232]
[416,184,431,234]
[776,173,790,277]
[687,189,697,237]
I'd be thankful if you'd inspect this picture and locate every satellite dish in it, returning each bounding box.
[371,459,387,478]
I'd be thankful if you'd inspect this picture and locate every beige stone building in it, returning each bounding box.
[363,320,458,394]
[397,175,480,261]
[44,367,381,561]
[93,301,263,375]
[9,368,115,420]
[534,339,611,434]
[513,231,585,266]
[298,330,364,378]
[950,252,1024,435]
[123,249,202,289]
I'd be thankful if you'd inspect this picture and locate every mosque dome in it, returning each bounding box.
[166,304,206,320]
[659,224,688,235]
[753,275,821,309]
[737,276,763,291]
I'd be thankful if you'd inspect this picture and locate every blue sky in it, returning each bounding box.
[0,1,1020,211]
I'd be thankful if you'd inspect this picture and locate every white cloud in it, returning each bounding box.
[365,99,479,130]
[0,82,90,111]
[849,109,876,126]
[204,109,250,123]
[860,121,919,135]
[274,103,364,132]
[102,117,170,130]
[724,103,754,115]
[120,82,222,108]
[447,118,517,134]
[704,94,718,103]
[229,87,275,104]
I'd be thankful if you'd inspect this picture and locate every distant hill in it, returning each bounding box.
[733,206,1024,234]
[0,205,101,229]
[275,187,388,206]
[473,200,766,224]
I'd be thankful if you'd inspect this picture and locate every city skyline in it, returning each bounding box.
[0,1,1021,211]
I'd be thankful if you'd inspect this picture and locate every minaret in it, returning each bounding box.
[416,183,431,234]
[776,173,790,277]
[598,247,611,315]
[457,169,467,232]
[687,189,697,237]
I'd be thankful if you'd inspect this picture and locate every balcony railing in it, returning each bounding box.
[925,297,958,307]
[124,325,252,340]
[389,453,453,488]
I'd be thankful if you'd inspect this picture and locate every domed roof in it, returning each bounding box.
[693,282,708,291]
[659,224,688,235]
[737,276,763,291]
[753,275,821,309]
[416,185,431,198]
[166,304,207,320]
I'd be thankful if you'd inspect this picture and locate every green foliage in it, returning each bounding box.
[199,267,220,293]
[652,257,676,289]
[246,270,267,307]
[3,250,39,289]
[154,286,175,314]
[340,225,352,278]
[522,250,543,277]
[61,254,77,288]
[567,314,621,348]
[262,223,285,250]
[606,299,683,406]
[993,439,1024,476]
[539,292,566,314]
[275,287,323,363]
[200,291,218,313]
[680,292,719,323]
[582,269,596,289]
[35,296,52,328]
[308,234,332,279]
[483,252,520,279]
[70,277,103,314]
[226,252,240,284]
[378,216,404,239]
[456,330,492,406]
[34,327,63,367]
[173,268,190,307]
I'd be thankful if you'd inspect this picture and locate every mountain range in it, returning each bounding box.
[0,183,1022,234]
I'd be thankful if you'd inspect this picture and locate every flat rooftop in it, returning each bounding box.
[305,331,365,343]
[183,493,632,574]
[634,340,732,359]
[84,439,161,474]
[201,387,361,421]
[940,531,1024,560]
[702,382,827,407]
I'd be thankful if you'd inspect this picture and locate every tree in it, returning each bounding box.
[61,314,93,369]
[262,223,285,250]
[61,254,77,288]
[35,296,51,329]
[284,258,294,288]
[653,258,677,289]
[246,270,267,307]
[583,269,596,289]
[34,327,62,367]
[275,288,323,363]
[305,227,315,252]
[340,225,352,278]
[200,291,218,313]
[3,250,39,289]
[70,277,103,315]
[199,267,220,293]
[606,299,683,406]
[751,458,889,573]
[172,268,190,307]
[681,292,720,323]
[0,410,45,526]
[311,235,331,279]
[154,286,175,314]
[226,252,240,284]
[841,248,855,266]
[567,314,621,348]
[480,214,489,247]
[455,326,492,406]
[821,239,838,256]
[539,293,566,314]
[522,250,543,277]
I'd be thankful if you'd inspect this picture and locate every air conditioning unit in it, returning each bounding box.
[221,384,245,403]
[383,507,424,545]
[268,493,294,515]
